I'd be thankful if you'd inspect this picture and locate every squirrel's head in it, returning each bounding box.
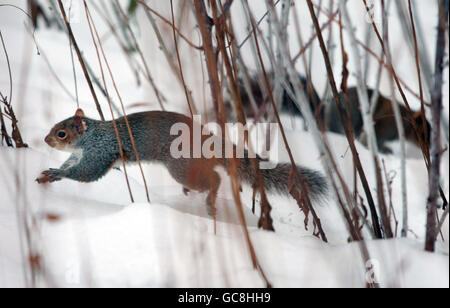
[45,109,88,152]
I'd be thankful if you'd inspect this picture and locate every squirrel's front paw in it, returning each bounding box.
[36,169,62,184]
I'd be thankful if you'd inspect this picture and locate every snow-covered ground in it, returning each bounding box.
[0,0,448,288]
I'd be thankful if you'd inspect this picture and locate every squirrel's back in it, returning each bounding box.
[115,111,328,201]
[111,111,194,162]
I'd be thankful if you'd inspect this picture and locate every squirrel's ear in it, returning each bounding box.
[73,116,88,136]
[75,108,85,118]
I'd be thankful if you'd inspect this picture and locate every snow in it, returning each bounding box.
[38,202,450,288]
[0,0,449,288]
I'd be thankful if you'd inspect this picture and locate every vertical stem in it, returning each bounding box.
[268,0,376,285]
[192,0,272,287]
[425,0,449,252]
[169,0,194,118]
[340,0,393,239]
[408,0,428,151]
[305,0,383,238]
[84,1,151,203]
[56,0,105,121]
[193,0,225,124]
[247,0,328,242]
[113,0,166,111]
[380,0,405,239]
[142,6,198,114]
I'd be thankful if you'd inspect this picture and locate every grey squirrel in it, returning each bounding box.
[37,109,328,211]
[234,73,430,153]
[232,72,323,121]
[326,87,431,153]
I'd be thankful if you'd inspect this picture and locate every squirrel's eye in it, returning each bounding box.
[57,131,67,139]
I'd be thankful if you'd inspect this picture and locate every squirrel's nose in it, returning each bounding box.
[44,135,52,145]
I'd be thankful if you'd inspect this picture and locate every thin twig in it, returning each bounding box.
[0,30,13,104]
[408,0,428,151]
[113,0,166,111]
[425,0,448,252]
[136,0,203,50]
[0,31,27,148]
[363,0,449,220]
[305,0,383,239]
[237,0,281,50]
[340,1,393,238]
[84,1,151,203]
[193,0,272,287]
[247,0,328,242]
[143,6,198,114]
[379,0,406,238]
[291,1,364,240]
[82,1,135,203]
[57,0,105,121]
[170,0,194,118]
[212,0,275,231]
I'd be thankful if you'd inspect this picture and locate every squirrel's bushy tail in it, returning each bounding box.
[228,157,328,202]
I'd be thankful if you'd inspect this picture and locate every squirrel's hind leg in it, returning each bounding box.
[166,159,221,216]
[205,172,220,217]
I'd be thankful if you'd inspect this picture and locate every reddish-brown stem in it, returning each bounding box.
[82,1,135,203]
[57,0,105,121]
[84,1,152,203]
[170,0,194,118]
[136,0,203,50]
[305,0,383,239]
[246,0,328,242]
